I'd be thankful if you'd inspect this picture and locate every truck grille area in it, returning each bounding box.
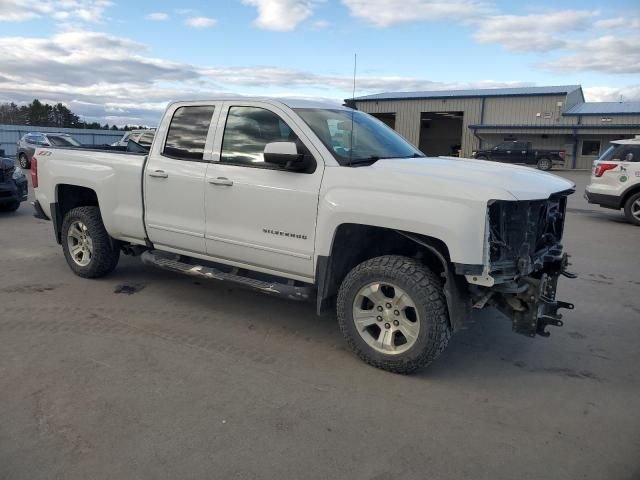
[488,191,570,278]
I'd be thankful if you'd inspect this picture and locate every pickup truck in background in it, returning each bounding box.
[472,141,566,171]
[31,98,576,374]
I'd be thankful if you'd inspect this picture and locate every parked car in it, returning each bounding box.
[471,141,566,171]
[17,132,81,169]
[0,157,28,212]
[585,136,640,226]
[111,129,156,148]
[31,98,575,374]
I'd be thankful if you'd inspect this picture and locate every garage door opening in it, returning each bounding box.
[419,111,463,157]
[370,113,396,130]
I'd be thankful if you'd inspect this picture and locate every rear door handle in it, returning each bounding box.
[149,170,168,178]
[209,177,233,186]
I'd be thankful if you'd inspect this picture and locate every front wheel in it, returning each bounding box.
[624,192,640,226]
[61,206,120,278]
[336,255,451,374]
[537,157,552,171]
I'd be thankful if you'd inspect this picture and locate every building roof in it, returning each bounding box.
[564,101,640,115]
[353,85,583,102]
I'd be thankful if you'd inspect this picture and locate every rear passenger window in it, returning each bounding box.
[163,106,215,161]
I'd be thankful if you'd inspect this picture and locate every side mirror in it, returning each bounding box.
[264,141,303,168]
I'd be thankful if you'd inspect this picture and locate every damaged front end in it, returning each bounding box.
[475,190,576,337]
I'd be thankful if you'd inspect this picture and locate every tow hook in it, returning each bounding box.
[536,300,574,337]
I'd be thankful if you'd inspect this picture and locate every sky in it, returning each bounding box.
[0,0,638,126]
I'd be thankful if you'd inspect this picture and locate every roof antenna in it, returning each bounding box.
[349,53,357,167]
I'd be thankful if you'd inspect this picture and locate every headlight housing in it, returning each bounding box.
[12,166,24,180]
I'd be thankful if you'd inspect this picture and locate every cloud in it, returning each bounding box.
[543,36,640,74]
[202,66,533,93]
[583,85,640,103]
[594,17,640,29]
[242,0,317,31]
[185,16,217,28]
[474,10,596,52]
[146,12,169,21]
[341,0,489,27]
[1,26,637,126]
[313,19,330,28]
[0,0,112,23]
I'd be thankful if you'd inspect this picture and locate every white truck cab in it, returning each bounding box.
[31,97,576,374]
[585,136,640,225]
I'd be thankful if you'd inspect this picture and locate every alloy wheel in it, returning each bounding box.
[352,282,421,355]
[67,220,93,267]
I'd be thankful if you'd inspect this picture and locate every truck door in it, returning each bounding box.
[144,103,220,254]
[513,142,529,163]
[491,143,511,162]
[203,102,324,281]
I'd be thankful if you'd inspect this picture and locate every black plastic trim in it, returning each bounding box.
[585,191,622,209]
[32,200,49,220]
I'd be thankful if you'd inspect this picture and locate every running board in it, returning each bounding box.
[141,250,313,301]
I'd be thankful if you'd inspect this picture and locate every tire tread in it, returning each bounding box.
[61,206,119,278]
[337,255,451,374]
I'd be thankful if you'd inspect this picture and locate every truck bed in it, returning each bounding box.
[34,146,148,245]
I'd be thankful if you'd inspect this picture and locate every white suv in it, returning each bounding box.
[585,136,640,226]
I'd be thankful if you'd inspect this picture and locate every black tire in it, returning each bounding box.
[537,157,552,171]
[19,153,30,169]
[623,192,640,226]
[337,255,451,374]
[61,206,119,278]
[476,155,488,161]
[0,201,20,212]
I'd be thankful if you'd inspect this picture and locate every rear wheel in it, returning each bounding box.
[537,157,552,171]
[337,255,451,374]
[476,155,488,161]
[624,192,640,226]
[18,154,30,169]
[61,206,119,278]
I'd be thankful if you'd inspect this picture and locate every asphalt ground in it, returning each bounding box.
[1,171,638,480]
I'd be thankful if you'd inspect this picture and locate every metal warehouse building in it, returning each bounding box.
[351,85,640,169]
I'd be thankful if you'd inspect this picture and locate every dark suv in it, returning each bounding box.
[0,157,28,212]
[17,133,81,169]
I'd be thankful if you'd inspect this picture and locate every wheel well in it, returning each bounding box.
[622,185,640,208]
[317,224,451,311]
[53,184,99,243]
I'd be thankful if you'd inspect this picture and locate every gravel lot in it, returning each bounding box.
[1,171,639,480]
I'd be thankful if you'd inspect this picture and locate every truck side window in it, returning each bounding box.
[163,106,215,161]
[220,106,298,167]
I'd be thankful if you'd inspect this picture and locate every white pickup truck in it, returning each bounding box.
[31,98,576,373]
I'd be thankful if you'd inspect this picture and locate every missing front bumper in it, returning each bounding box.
[490,254,576,337]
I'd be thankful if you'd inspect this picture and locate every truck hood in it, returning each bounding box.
[371,156,575,200]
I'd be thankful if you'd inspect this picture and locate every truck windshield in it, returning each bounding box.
[295,108,424,166]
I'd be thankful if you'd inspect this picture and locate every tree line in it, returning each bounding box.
[0,99,146,131]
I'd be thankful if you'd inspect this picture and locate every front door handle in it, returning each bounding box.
[149,170,168,178]
[209,177,233,186]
